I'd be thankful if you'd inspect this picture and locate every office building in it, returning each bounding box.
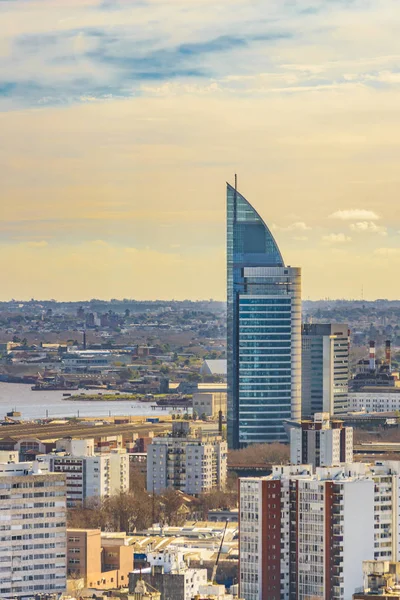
[0,460,67,599]
[301,323,349,417]
[38,438,129,507]
[147,422,227,495]
[290,412,353,468]
[227,181,301,448]
[239,461,400,600]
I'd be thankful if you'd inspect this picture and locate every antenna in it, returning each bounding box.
[234,173,237,191]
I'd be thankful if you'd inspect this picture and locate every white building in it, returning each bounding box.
[349,387,400,413]
[239,461,400,600]
[290,412,353,468]
[38,438,129,507]
[147,422,227,495]
[0,460,67,599]
[62,349,111,372]
[192,391,227,419]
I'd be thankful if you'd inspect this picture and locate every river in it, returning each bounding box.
[0,383,175,420]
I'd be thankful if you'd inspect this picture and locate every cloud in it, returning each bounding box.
[273,221,311,231]
[329,209,381,221]
[322,233,352,243]
[25,240,49,248]
[374,248,400,257]
[349,221,387,235]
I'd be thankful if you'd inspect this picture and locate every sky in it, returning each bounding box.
[1,0,400,301]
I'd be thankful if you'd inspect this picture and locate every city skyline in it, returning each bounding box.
[2,0,400,301]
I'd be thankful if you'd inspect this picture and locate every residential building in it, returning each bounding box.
[0,460,67,599]
[194,583,244,599]
[133,579,161,600]
[130,563,208,600]
[239,461,400,600]
[192,392,227,419]
[289,412,353,468]
[226,181,301,448]
[353,561,400,599]
[147,422,227,495]
[66,529,134,589]
[301,323,349,417]
[38,439,129,507]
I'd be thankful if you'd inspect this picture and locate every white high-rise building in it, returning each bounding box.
[0,460,67,599]
[38,438,129,507]
[290,412,353,468]
[239,461,400,600]
[147,422,227,495]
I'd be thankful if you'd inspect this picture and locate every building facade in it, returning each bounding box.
[349,387,400,412]
[130,564,208,600]
[227,182,301,448]
[147,423,227,495]
[290,412,353,468]
[301,323,349,417]
[239,462,400,600]
[0,461,67,599]
[192,392,227,419]
[66,528,134,589]
[38,439,129,507]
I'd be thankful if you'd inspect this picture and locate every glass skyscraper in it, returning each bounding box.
[227,182,301,448]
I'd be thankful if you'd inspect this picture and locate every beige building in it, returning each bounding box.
[147,422,227,495]
[192,392,227,419]
[67,528,134,590]
[353,561,400,598]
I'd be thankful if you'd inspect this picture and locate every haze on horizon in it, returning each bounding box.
[1,0,400,302]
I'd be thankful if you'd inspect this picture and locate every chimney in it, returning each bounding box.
[386,340,392,371]
[369,341,376,372]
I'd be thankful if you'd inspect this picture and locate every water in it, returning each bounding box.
[0,383,175,420]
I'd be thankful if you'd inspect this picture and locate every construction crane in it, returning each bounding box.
[211,520,229,584]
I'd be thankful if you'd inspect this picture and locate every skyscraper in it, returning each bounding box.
[301,323,349,417]
[227,181,301,448]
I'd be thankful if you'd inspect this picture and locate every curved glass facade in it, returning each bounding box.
[227,183,301,448]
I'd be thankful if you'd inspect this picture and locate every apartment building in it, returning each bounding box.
[0,460,67,599]
[66,529,134,589]
[147,422,227,495]
[290,412,353,468]
[239,462,400,600]
[38,438,129,507]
